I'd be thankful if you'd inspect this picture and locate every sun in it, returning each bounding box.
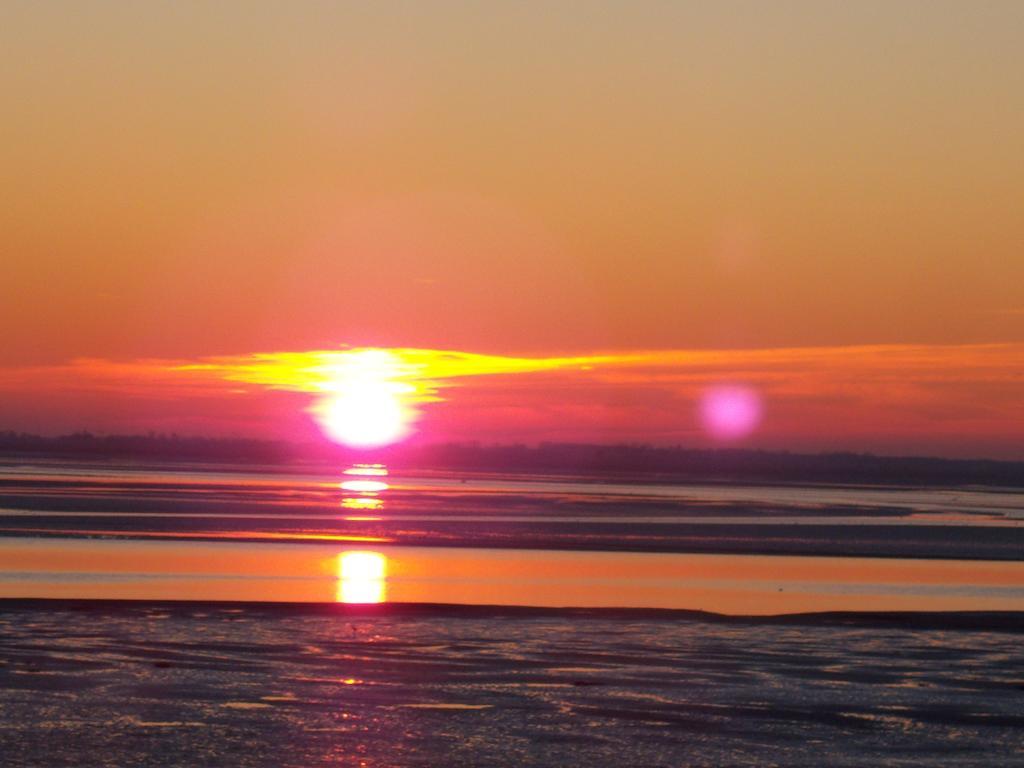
[318,386,407,447]
[311,349,415,448]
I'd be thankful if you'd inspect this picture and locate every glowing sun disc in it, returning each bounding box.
[316,388,409,447]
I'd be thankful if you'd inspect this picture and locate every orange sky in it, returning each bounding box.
[1,3,1022,457]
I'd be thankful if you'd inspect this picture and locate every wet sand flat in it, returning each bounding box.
[1,601,1023,767]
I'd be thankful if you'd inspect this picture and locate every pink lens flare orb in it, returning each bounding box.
[699,385,763,441]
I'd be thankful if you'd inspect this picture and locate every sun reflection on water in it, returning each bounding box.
[336,464,390,601]
[336,551,387,604]
[340,463,389,513]
[341,496,383,512]
[343,464,389,477]
[340,479,389,493]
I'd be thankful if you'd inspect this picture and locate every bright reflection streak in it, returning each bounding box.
[340,463,388,518]
[340,480,389,493]
[343,464,389,476]
[337,551,387,604]
[341,497,383,511]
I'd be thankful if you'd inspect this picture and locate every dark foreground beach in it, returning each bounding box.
[1,601,1023,767]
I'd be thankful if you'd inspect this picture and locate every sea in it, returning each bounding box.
[0,458,1022,766]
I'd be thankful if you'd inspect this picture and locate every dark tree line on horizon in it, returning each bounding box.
[0,430,1022,488]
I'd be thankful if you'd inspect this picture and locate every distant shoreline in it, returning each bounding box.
[2,432,1023,488]
[3,597,1024,632]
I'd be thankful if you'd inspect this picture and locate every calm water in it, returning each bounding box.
[0,460,1022,613]
[3,538,1024,613]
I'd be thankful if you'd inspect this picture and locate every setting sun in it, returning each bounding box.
[311,350,415,448]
